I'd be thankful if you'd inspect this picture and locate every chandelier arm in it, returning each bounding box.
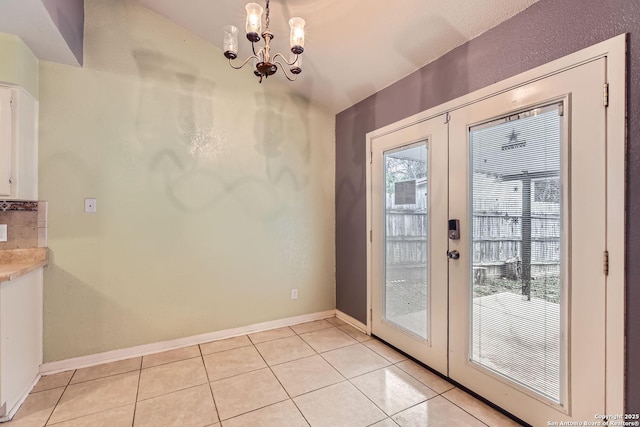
[228,55,259,70]
[272,52,299,66]
[274,60,298,81]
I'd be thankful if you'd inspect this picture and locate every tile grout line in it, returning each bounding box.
[40,369,142,425]
[141,353,201,370]
[134,382,214,404]
[290,321,336,336]
[64,367,141,386]
[440,391,493,427]
[38,371,136,426]
[261,330,352,400]
[316,341,391,380]
[380,359,493,426]
[200,343,222,426]
[42,370,75,426]
[343,361,406,422]
[346,380,394,423]
[309,340,397,423]
[314,341,450,423]
[296,326,360,352]
[251,340,313,426]
[246,326,296,345]
[206,324,362,424]
[130,357,143,427]
[366,418,399,427]
[391,355,505,425]
[200,343,253,358]
[45,403,134,427]
[392,361,456,396]
[54,356,143,387]
[378,361,467,422]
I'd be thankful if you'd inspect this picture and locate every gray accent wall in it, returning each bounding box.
[335,0,639,412]
[42,0,84,65]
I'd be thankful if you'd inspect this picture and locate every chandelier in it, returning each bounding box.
[223,0,306,82]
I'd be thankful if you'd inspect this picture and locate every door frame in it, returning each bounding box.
[365,33,626,412]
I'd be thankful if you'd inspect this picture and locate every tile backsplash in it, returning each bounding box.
[0,201,47,249]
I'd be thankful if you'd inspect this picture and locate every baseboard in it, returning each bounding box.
[0,373,40,422]
[40,309,336,375]
[335,309,367,333]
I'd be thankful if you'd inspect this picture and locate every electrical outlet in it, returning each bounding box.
[84,198,97,213]
[0,224,7,242]
[291,289,298,300]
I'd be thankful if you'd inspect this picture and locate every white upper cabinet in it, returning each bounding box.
[0,88,11,196]
[0,85,38,200]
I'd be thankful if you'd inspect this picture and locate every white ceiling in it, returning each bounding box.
[0,0,539,112]
[0,0,81,66]
[137,0,539,113]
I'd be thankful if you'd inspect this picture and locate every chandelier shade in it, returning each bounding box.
[244,3,263,42]
[288,17,305,54]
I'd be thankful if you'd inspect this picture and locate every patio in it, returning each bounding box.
[385,290,561,402]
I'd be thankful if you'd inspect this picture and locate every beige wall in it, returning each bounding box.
[39,0,336,362]
[0,33,38,99]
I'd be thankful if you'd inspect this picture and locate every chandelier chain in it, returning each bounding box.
[265,0,271,31]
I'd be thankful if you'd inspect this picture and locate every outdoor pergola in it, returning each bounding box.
[500,169,560,300]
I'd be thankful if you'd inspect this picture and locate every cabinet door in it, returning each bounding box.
[0,269,44,419]
[0,88,12,197]
[13,89,38,200]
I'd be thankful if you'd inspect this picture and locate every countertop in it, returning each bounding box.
[0,248,47,282]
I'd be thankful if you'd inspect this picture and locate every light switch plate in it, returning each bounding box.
[0,224,7,242]
[84,198,97,213]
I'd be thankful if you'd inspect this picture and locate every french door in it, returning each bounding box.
[370,57,610,424]
[370,118,449,374]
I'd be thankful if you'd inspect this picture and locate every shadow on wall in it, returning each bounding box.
[133,48,288,218]
[335,83,376,229]
[391,16,470,123]
[43,254,154,360]
[415,40,470,112]
[253,88,313,195]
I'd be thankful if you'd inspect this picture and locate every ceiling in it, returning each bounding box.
[0,0,539,113]
[0,0,83,66]
[137,0,539,113]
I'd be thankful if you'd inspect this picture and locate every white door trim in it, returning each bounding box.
[365,33,626,412]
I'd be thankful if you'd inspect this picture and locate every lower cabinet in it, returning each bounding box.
[0,268,43,420]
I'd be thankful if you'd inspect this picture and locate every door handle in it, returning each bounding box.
[447,250,460,260]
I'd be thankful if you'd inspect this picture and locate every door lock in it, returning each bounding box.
[447,250,460,260]
[448,219,460,240]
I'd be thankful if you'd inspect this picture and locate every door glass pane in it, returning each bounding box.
[469,104,563,402]
[383,143,428,339]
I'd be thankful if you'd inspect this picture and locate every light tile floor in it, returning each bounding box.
[5,317,522,427]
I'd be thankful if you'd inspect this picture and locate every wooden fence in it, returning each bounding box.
[471,212,560,278]
[385,204,560,280]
